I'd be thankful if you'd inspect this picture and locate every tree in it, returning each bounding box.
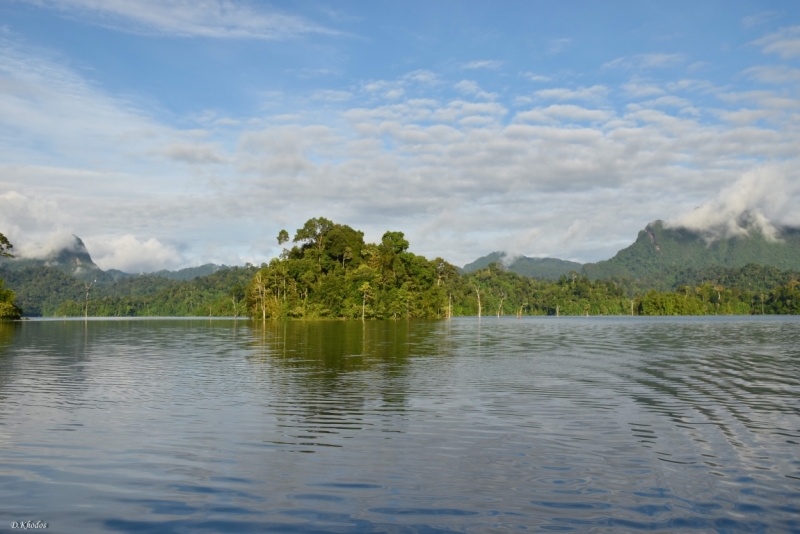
[277,229,290,260]
[359,282,372,321]
[0,232,13,258]
[0,279,21,320]
[293,217,334,268]
[277,229,289,246]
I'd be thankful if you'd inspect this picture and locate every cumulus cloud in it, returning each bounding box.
[515,105,613,123]
[402,70,439,85]
[621,81,665,98]
[83,234,184,272]
[669,166,800,241]
[6,31,800,267]
[21,0,338,39]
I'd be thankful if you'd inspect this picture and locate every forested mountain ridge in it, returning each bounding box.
[462,252,582,280]
[581,220,800,281]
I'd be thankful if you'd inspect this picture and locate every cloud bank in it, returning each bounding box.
[4,21,800,269]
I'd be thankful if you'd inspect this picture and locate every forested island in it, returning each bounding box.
[1,218,799,320]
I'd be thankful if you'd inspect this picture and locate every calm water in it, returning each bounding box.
[0,317,799,533]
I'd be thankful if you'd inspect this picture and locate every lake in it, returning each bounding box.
[0,317,798,532]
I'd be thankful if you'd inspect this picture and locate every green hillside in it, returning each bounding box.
[463,252,582,280]
[582,220,800,283]
[149,263,227,280]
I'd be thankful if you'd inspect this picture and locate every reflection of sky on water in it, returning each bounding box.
[0,317,797,531]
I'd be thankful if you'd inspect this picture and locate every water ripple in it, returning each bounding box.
[0,317,798,532]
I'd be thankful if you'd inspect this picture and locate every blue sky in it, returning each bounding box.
[1,1,800,271]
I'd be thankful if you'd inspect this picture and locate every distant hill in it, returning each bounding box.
[582,220,800,282]
[463,252,582,280]
[149,264,227,281]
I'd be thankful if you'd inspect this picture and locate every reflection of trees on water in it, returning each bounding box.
[245,320,451,449]
[0,321,17,348]
[0,322,21,408]
[0,320,99,425]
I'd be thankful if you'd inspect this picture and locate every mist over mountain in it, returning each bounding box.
[0,235,108,282]
[0,235,225,283]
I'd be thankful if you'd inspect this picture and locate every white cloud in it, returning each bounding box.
[743,65,800,83]
[753,26,800,58]
[604,53,686,70]
[515,105,613,123]
[310,89,353,101]
[534,85,609,102]
[21,0,338,39]
[621,82,665,98]
[5,34,800,268]
[402,70,439,85]
[453,80,497,100]
[522,72,552,82]
[83,234,184,272]
[742,11,781,29]
[462,60,504,70]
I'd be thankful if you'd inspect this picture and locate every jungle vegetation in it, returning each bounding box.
[0,233,21,320]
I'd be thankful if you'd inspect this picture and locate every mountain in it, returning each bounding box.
[462,252,582,280]
[0,236,233,315]
[0,235,228,282]
[0,235,111,283]
[582,220,800,282]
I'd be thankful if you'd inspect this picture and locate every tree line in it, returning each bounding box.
[2,221,799,320]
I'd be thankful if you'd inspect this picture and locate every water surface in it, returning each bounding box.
[0,317,798,532]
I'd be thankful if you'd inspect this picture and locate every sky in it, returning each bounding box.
[1,0,800,272]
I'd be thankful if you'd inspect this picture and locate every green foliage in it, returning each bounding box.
[450,265,631,317]
[0,232,14,258]
[583,221,800,282]
[0,278,21,320]
[246,221,450,320]
[54,266,256,317]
